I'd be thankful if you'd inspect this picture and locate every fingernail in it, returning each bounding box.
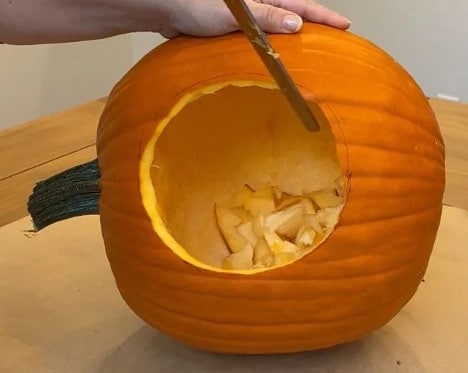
[283,15,302,32]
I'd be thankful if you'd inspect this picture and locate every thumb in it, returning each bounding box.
[249,3,303,33]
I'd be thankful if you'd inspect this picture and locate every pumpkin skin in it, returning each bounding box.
[96,24,445,354]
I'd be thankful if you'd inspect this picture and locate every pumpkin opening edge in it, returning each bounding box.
[139,82,347,274]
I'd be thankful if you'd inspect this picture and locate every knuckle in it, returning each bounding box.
[263,6,279,25]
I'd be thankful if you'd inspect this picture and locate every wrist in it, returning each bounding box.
[115,0,173,35]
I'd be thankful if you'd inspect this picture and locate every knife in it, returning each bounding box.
[223,0,322,132]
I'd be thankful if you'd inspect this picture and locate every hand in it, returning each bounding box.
[150,0,351,38]
[0,0,349,45]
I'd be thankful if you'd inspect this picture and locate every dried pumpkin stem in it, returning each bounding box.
[27,159,100,231]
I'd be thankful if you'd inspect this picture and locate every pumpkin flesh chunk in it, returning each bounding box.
[147,83,346,273]
[217,181,345,270]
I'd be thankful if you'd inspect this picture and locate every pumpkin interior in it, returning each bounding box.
[141,83,346,273]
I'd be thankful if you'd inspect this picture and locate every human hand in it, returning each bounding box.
[1,0,349,45]
[147,0,351,38]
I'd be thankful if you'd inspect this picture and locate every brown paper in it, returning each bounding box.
[1,206,467,372]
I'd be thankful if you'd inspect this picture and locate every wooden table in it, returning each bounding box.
[1,97,467,372]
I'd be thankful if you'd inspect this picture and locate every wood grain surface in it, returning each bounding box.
[429,98,468,210]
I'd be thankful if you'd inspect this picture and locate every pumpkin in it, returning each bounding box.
[30,23,445,354]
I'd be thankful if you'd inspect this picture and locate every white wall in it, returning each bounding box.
[0,33,167,131]
[0,36,134,130]
[325,0,468,101]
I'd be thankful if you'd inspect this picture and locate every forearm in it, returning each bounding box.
[0,0,166,44]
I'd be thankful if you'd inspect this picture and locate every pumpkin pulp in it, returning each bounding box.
[140,82,346,274]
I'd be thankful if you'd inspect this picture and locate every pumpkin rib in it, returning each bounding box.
[351,174,444,184]
[320,73,423,108]
[299,39,398,72]
[289,47,423,100]
[110,260,428,319]
[300,70,419,108]
[116,269,422,330]
[346,143,443,166]
[99,198,149,220]
[328,100,438,134]
[349,170,444,181]
[300,30,379,49]
[108,236,426,289]
[117,286,406,329]
[314,69,420,101]
[120,292,367,353]
[347,188,443,199]
[336,121,440,155]
[99,131,148,166]
[340,204,440,227]
[117,291,414,334]
[325,100,441,141]
[120,266,425,325]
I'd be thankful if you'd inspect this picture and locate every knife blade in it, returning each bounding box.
[223,0,322,132]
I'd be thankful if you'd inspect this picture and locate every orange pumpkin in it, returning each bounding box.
[31,23,446,354]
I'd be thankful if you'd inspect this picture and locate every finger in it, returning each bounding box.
[259,0,351,29]
[248,2,304,33]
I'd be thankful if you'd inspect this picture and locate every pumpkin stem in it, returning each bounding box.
[27,159,100,231]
